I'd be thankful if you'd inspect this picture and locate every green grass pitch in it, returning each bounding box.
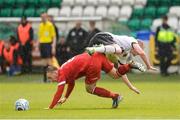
[0,73,180,119]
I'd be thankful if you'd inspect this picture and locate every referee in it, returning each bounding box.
[38,13,56,82]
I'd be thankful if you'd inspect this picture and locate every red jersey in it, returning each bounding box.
[49,52,113,109]
[58,52,113,84]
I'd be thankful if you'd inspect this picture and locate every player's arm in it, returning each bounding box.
[65,82,75,98]
[107,64,140,94]
[108,67,120,79]
[102,53,131,78]
[48,82,65,109]
[58,82,75,104]
[108,63,132,79]
[121,74,140,94]
[132,43,157,71]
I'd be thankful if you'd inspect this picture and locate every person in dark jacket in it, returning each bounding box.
[155,16,176,76]
[66,21,88,56]
[56,36,73,65]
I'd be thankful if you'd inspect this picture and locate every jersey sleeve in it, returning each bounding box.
[49,84,65,109]
[64,82,75,98]
[101,55,114,73]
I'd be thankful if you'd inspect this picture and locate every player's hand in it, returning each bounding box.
[58,97,67,104]
[148,66,158,71]
[130,86,140,94]
[44,107,50,110]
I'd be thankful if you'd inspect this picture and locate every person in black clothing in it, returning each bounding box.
[155,16,176,76]
[56,36,73,65]
[17,16,33,73]
[66,21,88,56]
[85,20,101,47]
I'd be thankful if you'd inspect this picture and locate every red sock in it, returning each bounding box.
[93,87,119,99]
[117,64,131,75]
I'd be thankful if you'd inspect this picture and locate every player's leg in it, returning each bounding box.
[86,44,122,55]
[85,83,122,108]
[87,33,122,55]
[129,61,146,72]
[108,62,146,79]
[85,83,118,98]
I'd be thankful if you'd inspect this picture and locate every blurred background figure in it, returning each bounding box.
[66,20,88,56]
[56,35,72,65]
[48,15,59,44]
[3,38,22,76]
[155,16,176,76]
[38,13,56,82]
[17,16,33,73]
[85,20,101,47]
[0,40,4,74]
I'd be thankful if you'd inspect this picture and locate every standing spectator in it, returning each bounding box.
[85,20,101,47]
[48,15,59,43]
[66,21,88,56]
[38,13,56,82]
[56,35,72,65]
[0,40,4,74]
[155,16,176,76]
[17,16,33,73]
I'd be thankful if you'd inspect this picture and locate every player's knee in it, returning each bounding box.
[113,74,120,79]
[86,87,93,93]
[85,85,95,94]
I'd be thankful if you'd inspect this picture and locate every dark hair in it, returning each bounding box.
[21,16,27,20]
[46,65,57,73]
[163,16,168,21]
[9,35,17,45]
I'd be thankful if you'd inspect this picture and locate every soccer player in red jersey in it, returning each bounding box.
[46,52,141,109]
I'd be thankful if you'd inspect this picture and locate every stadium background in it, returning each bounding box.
[0,0,180,67]
[0,0,180,118]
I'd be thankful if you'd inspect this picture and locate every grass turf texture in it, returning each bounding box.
[0,73,180,119]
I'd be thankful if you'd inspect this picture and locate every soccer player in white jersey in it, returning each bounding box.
[86,32,157,71]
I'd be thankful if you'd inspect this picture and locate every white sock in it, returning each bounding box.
[94,44,122,54]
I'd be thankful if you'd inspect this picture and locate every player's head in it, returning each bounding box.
[137,40,144,49]
[46,65,58,82]
[131,40,144,56]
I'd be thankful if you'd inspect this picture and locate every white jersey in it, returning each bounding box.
[102,32,138,64]
[104,32,138,52]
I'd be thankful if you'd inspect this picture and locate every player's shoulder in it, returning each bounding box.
[92,52,106,59]
[73,52,91,61]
